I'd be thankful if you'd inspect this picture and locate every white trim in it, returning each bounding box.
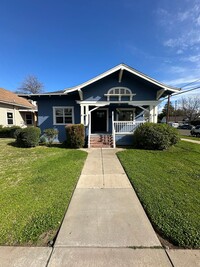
[78,88,83,100]
[53,106,74,125]
[7,110,14,125]
[64,64,180,94]
[77,100,160,106]
[105,87,135,101]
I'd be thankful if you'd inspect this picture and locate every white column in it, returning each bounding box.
[149,105,154,122]
[153,106,158,123]
[80,104,84,124]
[85,105,89,126]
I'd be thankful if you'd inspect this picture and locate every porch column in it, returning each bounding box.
[149,105,158,123]
[85,105,89,126]
[80,104,84,124]
[149,105,154,122]
[153,106,158,123]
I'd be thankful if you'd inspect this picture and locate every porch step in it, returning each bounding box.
[90,134,113,148]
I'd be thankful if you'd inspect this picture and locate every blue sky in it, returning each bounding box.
[0,0,200,102]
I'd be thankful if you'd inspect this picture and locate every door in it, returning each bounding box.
[91,109,107,133]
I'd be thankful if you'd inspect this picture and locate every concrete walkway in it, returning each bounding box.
[0,148,200,266]
[181,138,200,144]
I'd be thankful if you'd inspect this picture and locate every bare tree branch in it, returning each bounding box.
[18,75,44,94]
[179,96,200,122]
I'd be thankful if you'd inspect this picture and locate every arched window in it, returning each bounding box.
[105,87,135,101]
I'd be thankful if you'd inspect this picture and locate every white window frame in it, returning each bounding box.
[7,111,14,125]
[105,87,136,101]
[53,106,74,125]
[116,108,135,121]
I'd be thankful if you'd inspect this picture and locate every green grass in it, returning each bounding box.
[0,139,87,246]
[118,141,200,248]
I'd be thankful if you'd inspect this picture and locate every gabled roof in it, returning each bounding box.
[0,88,36,109]
[64,63,180,94]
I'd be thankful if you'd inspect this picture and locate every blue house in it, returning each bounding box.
[29,64,180,147]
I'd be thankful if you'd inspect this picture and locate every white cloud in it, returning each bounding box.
[159,1,200,52]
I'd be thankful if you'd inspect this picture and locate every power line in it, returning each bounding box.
[161,85,200,102]
[180,78,200,89]
[172,85,200,96]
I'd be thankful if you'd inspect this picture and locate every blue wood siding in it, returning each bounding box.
[115,134,134,146]
[82,70,158,101]
[37,94,80,142]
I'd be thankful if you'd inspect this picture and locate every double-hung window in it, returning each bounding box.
[26,114,33,125]
[7,112,13,125]
[53,107,74,125]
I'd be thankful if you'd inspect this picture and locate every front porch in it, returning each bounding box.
[78,102,158,148]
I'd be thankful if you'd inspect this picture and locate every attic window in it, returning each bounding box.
[105,87,135,101]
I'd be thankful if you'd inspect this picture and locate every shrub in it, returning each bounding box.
[0,126,22,138]
[43,128,59,146]
[133,123,180,150]
[16,127,41,147]
[65,124,85,148]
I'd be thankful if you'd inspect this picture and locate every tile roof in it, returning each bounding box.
[0,88,36,109]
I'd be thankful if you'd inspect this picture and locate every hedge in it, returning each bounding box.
[65,124,85,148]
[0,126,22,138]
[16,127,41,147]
[133,123,180,150]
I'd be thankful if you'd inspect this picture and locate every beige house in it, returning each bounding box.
[0,88,37,127]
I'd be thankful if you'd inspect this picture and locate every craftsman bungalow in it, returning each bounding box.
[30,64,180,147]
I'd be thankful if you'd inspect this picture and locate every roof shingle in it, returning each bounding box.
[0,88,35,109]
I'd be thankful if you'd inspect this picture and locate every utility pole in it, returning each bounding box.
[166,95,170,124]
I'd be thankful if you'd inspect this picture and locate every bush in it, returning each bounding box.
[43,128,59,146]
[16,127,41,147]
[65,124,85,148]
[0,126,22,138]
[133,123,180,150]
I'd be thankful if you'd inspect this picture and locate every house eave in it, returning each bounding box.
[64,63,181,94]
[0,100,35,109]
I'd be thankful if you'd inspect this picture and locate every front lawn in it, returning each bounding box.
[0,139,87,245]
[118,141,200,248]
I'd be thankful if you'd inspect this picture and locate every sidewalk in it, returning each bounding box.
[0,149,199,267]
[181,138,200,144]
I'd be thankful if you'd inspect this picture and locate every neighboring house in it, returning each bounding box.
[29,63,180,147]
[0,88,37,127]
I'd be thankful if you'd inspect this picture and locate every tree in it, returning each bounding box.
[19,75,44,94]
[158,101,175,122]
[180,96,200,122]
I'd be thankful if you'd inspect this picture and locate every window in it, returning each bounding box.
[26,114,33,125]
[7,112,13,125]
[53,107,74,125]
[117,109,135,121]
[105,87,136,101]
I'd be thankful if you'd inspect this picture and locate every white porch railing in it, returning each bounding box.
[113,121,144,134]
[112,116,145,148]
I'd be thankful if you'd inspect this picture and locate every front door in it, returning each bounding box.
[91,109,107,133]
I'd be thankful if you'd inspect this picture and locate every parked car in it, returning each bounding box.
[190,125,200,136]
[168,122,179,128]
[178,124,194,130]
